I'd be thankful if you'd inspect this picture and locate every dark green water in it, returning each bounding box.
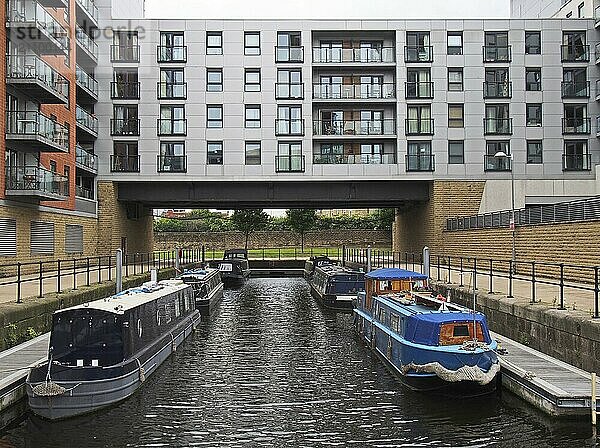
[1,278,597,447]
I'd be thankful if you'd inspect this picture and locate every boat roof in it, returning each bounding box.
[178,267,219,281]
[56,280,191,315]
[366,267,428,280]
[224,249,248,258]
[316,264,363,277]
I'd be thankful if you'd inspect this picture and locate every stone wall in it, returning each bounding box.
[154,229,391,250]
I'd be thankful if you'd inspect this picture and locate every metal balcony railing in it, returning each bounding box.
[561,81,590,98]
[75,185,94,200]
[6,110,69,149]
[405,81,433,99]
[5,165,68,197]
[562,117,591,135]
[483,118,513,135]
[76,145,98,172]
[405,154,435,172]
[157,82,187,99]
[483,81,512,98]
[7,1,69,51]
[111,45,140,62]
[76,106,98,135]
[157,155,187,173]
[596,5,600,25]
[561,44,590,62]
[76,0,99,23]
[313,83,396,100]
[157,119,187,136]
[484,155,512,172]
[110,155,140,173]
[6,54,69,101]
[313,153,397,165]
[313,119,396,136]
[312,46,395,63]
[110,118,140,136]
[405,118,434,136]
[404,45,433,63]
[563,153,592,171]
[275,155,305,172]
[110,81,140,99]
[276,83,304,100]
[157,46,187,63]
[275,46,304,63]
[75,65,98,97]
[76,25,98,59]
[275,119,305,136]
[482,45,512,62]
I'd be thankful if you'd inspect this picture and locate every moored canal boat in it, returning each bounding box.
[178,267,224,316]
[303,255,333,280]
[354,268,499,395]
[309,264,365,312]
[209,249,251,285]
[26,279,200,420]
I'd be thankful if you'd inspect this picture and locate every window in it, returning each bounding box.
[406,31,432,62]
[525,68,541,91]
[245,141,261,165]
[65,224,83,254]
[112,69,139,99]
[406,69,432,98]
[159,142,186,172]
[485,141,511,171]
[276,141,303,172]
[448,141,464,164]
[448,104,464,128]
[207,105,223,128]
[244,69,261,92]
[485,104,511,134]
[207,141,223,165]
[112,105,139,135]
[406,141,434,171]
[159,105,186,135]
[245,105,261,128]
[158,31,186,62]
[159,68,186,99]
[526,104,542,127]
[112,141,139,172]
[207,68,223,92]
[277,69,303,99]
[30,221,54,255]
[112,31,139,61]
[406,105,432,135]
[562,31,588,61]
[527,140,543,164]
[525,31,541,54]
[578,2,584,17]
[277,105,303,135]
[563,104,589,134]
[484,68,510,98]
[564,140,590,170]
[63,165,70,195]
[447,31,463,55]
[562,68,588,97]
[448,68,463,91]
[244,32,260,55]
[484,31,510,62]
[276,32,303,62]
[207,31,223,55]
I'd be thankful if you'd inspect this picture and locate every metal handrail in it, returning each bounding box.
[110,155,140,173]
[5,110,69,147]
[75,185,94,200]
[483,118,513,135]
[275,119,305,136]
[562,117,591,135]
[312,46,395,63]
[483,81,512,98]
[482,45,512,62]
[157,82,187,99]
[6,55,69,101]
[8,1,69,50]
[111,45,140,62]
[314,82,396,100]
[404,45,433,62]
[405,154,435,172]
[110,81,140,99]
[110,118,140,136]
[561,44,590,62]
[5,165,68,196]
[157,119,187,136]
[405,118,434,136]
[313,119,396,136]
[275,83,304,100]
[561,81,590,98]
[157,45,187,62]
[157,155,187,172]
[275,155,305,172]
[405,81,433,99]
[313,153,397,165]
[275,46,304,63]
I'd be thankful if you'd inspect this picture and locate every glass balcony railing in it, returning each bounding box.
[312,46,395,63]
[562,117,591,134]
[483,81,512,98]
[563,153,592,171]
[76,145,98,172]
[484,155,512,172]
[275,46,304,63]
[483,118,513,135]
[110,155,140,173]
[5,165,68,197]
[595,5,600,24]
[6,110,69,149]
[275,155,305,173]
[313,153,397,165]
[405,119,434,136]
[157,82,187,99]
[404,45,433,63]
[313,83,396,100]
[157,119,187,136]
[6,54,69,101]
[76,25,98,59]
[110,81,140,99]
[111,45,140,62]
[275,119,305,136]
[75,65,98,97]
[157,155,187,173]
[561,44,590,62]
[405,154,435,172]
[313,119,396,136]
[483,46,512,62]
[7,1,69,51]
[157,46,187,63]
[75,185,95,200]
[76,106,98,135]
[405,81,433,99]
[75,0,99,24]
[276,83,304,100]
[111,118,140,136]
[561,81,590,98]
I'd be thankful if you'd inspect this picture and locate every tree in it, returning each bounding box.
[286,209,317,251]
[231,209,269,249]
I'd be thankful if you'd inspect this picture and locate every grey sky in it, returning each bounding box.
[145,0,510,19]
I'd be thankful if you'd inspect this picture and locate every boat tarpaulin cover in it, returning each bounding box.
[405,313,492,345]
[365,268,428,280]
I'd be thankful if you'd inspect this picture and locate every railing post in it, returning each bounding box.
[73,258,77,290]
[412,252,416,272]
[437,255,441,281]
[459,257,464,287]
[595,266,599,319]
[488,259,493,293]
[422,246,430,279]
[473,258,477,290]
[367,245,372,272]
[125,253,129,277]
[531,261,536,304]
[342,244,346,266]
[202,245,206,264]
[86,257,90,286]
[38,261,43,298]
[98,256,102,283]
[108,255,112,281]
[57,259,62,293]
[447,256,451,283]
[508,260,513,298]
[116,249,123,294]
[133,253,137,275]
[559,263,565,310]
[16,263,22,304]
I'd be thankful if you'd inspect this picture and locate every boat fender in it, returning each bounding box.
[170,333,176,352]
[135,358,146,383]
[386,335,392,358]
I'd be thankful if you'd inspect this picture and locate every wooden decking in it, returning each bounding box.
[492,331,600,416]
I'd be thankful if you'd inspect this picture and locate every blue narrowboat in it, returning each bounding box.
[309,264,365,312]
[354,268,500,395]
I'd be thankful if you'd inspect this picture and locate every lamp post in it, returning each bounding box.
[494,151,516,272]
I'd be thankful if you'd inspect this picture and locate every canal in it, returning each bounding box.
[1,278,596,447]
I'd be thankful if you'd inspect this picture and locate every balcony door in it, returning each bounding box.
[563,68,587,96]
[407,105,431,134]
[485,104,509,133]
[277,105,302,135]
[113,105,138,134]
[360,75,383,99]
[359,41,383,62]
[360,110,383,135]
[277,142,302,172]
[485,68,509,96]
[320,76,342,99]
[361,143,383,164]
[160,31,185,60]
[319,40,342,62]
[564,104,587,133]
[407,69,431,97]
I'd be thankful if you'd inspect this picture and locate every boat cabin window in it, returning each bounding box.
[50,311,123,367]
[439,322,486,346]
[390,314,400,333]
[326,274,363,295]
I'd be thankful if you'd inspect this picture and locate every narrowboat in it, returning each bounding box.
[26,279,201,420]
[209,249,251,285]
[178,267,224,316]
[354,268,499,396]
[309,264,365,312]
[303,255,333,280]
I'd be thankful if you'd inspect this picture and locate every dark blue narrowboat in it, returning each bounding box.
[209,249,250,285]
[178,267,224,316]
[354,268,499,395]
[303,255,333,280]
[309,264,365,312]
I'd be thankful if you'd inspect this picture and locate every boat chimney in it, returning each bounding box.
[151,268,158,284]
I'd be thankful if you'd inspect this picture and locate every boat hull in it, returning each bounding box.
[196,283,224,316]
[220,270,250,285]
[27,311,201,420]
[309,283,354,312]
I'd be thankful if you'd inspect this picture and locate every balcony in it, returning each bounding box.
[405,82,434,99]
[75,145,98,174]
[6,1,69,55]
[275,119,305,136]
[561,45,590,62]
[76,25,98,66]
[76,106,98,140]
[484,155,512,172]
[404,45,433,63]
[312,46,395,63]
[110,155,140,173]
[596,5,600,28]
[596,43,600,64]
[5,166,68,201]
[313,119,396,137]
[276,83,304,100]
[562,118,591,135]
[313,83,396,100]
[157,46,187,63]
[157,155,187,173]
[483,81,512,99]
[111,118,140,136]
[5,111,69,153]
[38,0,68,7]
[6,54,69,104]
[405,154,435,172]
[563,153,592,171]
[275,155,305,173]
[75,185,95,200]
[157,119,187,136]
[111,45,140,63]
[110,81,140,99]
[561,81,590,98]
[483,118,513,135]
[75,65,98,103]
[275,46,304,63]
[482,46,512,62]
[75,0,99,28]
[157,82,187,100]
[313,153,397,165]
[405,119,434,136]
